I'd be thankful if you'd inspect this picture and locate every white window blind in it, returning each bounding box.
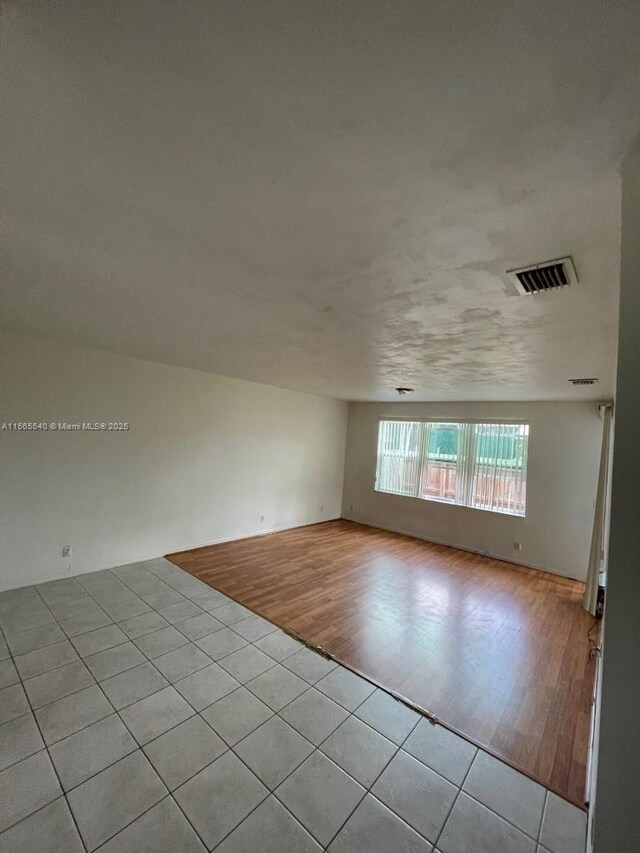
[376,419,529,516]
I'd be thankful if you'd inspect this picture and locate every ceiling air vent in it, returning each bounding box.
[570,378,598,386]
[507,257,577,295]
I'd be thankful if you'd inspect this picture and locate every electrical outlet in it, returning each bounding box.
[320,505,324,512]
[62,545,72,557]
[260,515,265,522]
[513,541,522,552]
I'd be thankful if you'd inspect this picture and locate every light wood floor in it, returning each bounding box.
[167,519,596,805]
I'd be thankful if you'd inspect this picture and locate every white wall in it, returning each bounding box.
[0,330,348,591]
[342,400,602,580]
[592,142,640,852]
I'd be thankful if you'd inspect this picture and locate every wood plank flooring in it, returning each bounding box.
[167,519,596,806]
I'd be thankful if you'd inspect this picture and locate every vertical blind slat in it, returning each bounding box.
[376,419,528,516]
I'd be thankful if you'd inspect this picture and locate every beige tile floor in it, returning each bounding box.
[0,558,588,852]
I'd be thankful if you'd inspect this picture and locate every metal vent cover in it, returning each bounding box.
[508,257,578,295]
[569,377,598,386]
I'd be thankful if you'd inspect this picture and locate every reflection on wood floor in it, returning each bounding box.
[168,519,596,805]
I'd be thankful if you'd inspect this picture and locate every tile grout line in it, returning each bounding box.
[14,583,179,712]
[313,700,422,850]
[88,793,199,853]
[25,574,228,720]
[15,578,378,853]
[2,566,576,853]
[109,566,319,850]
[4,626,535,852]
[202,665,420,849]
[181,580,570,851]
[27,585,173,852]
[10,653,517,853]
[93,629,370,848]
[171,556,592,812]
[10,620,251,769]
[430,743,478,852]
[34,585,113,645]
[108,564,195,602]
[30,585,131,852]
[435,761,551,847]
[538,790,550,846]
[24,581,208,853]
[197,668,389,851]
[17,637,531,852]
[23,657,159,717]
[13,644,83,680]
[429,749,554,850]
[16,602,278,780]
[0,604,91,852]
[87,635,311,849]
[0,712,49,774]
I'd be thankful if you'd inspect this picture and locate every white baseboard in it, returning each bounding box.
[1,514,583,592]
[0,516,341,593]
[164,517,339,558]
[341,515,585,583]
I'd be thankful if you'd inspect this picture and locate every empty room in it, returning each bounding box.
[1,2,639,853]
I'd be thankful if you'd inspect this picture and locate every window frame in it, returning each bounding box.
[374,416,530,518]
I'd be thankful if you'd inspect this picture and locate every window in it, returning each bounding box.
[375,419,529,516]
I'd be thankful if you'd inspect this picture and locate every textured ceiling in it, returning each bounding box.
[2,0,640,401]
